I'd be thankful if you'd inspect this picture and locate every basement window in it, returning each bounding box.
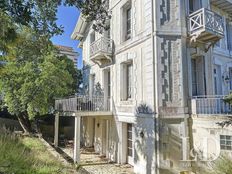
[220,135,232,150]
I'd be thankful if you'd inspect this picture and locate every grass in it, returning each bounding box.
[0,128,75,174]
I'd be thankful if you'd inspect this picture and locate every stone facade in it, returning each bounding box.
[71,0,232,173]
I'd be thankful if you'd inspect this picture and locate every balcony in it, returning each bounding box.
[188,8,224,44]
[211,0,232,17]
[191,95,232,115]
[90,37,113,67]
[55,95,111,116]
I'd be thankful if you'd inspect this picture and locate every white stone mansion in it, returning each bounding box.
[55,0,232,173]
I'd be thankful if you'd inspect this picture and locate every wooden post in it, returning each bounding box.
[54,112,59,147]
[73,116,81,163]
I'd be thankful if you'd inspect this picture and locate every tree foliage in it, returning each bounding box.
[0,0,110,38]
[0,0,107,133]
[58,55,82,94]
[0,26,76,132]
[216,95,232,127]
[211,155,232,174]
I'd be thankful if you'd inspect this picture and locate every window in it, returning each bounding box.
[191,59,198,96]
[122,1,132,41]
[127,123,133,157]
[214,65,222,95]
[214,68,218,95]
[188,0,202,14]
[120,62,133,101]
[90,32,95,44]
[220,135,232,150]
[107,70,111,97]
[126,7,131,40]
[229,68,232,91]
[126,64,133,99]
[226,19,232,51]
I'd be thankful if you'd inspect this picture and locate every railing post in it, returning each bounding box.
[54,112,59,148]
[192,99,197,114]
[203,8,206,30]
[73,115,81,163]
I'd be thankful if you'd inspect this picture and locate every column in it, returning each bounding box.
[73,116,81,163]
[54,112,59,147]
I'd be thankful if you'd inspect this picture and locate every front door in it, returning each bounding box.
[127,123,134,165]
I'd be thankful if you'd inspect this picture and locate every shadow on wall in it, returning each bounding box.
[134,103,185,174]
[158,119,184,174]
[109,98,119,162]
[134,103,156,174]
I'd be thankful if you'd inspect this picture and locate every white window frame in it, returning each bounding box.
[121,1,132,42]
[120,61,133,101]
[220,135,232,150]
[126,63,133,99]
[90,31,96,44]
[126,7,132,40]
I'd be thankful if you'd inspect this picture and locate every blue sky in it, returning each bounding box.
[51,5,83,69]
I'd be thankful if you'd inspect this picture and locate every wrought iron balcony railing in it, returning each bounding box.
[191,95,232,115]
[55,95,110,112]
[188,8,224,43]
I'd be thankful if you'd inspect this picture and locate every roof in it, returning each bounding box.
[71,14,90,43]
[55,45,74,52]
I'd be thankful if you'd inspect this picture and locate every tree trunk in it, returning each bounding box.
[17,112,32,134]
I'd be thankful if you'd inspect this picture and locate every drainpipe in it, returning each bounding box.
[151,0,159,174]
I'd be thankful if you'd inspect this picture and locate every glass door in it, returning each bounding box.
[127,123,133,165]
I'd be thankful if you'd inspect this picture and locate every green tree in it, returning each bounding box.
[216,95,232,127]
[0,28,74,133]
[58,55,83,94]
[0,0,110,39]
[0,0,106,133]
[211,155,232,174]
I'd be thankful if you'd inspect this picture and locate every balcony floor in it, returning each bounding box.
[60,111,113,117]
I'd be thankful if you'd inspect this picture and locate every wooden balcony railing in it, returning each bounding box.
[188,8,224,43]
[191,95,232,115]
[55,95,111,112]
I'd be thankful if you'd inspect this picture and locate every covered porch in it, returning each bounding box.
[61,146,134,174]
[54,95,113,164]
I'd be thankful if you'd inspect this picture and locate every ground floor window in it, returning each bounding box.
[127,123,133,157]
[220,135,232,150]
